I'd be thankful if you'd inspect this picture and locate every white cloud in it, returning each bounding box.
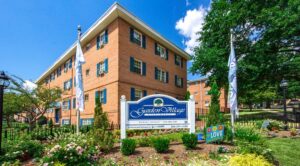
[23,80,37,92]
[175,6,207,55]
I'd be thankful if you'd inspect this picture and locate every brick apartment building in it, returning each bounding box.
[35,3,190,126]
[187,77,227,114]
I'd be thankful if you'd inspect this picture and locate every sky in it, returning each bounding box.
[0,0,210,82]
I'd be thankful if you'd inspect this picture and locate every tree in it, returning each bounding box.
[9,77,61,129]
[184,91,191,100]
[93,98,109,130]
[191,0,300,104]
[3,93,24,127]
[206,81,224,127]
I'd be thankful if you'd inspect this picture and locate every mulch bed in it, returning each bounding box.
[102,141,233,165]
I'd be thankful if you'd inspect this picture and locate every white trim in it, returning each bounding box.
[36,3,190,83]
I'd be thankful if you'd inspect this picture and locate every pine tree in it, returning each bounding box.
[184,91,191,100]
[93,97,109,130]
[206,81,224,127]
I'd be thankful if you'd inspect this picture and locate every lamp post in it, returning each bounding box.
[0,71,10,153]
[280,79,288,130]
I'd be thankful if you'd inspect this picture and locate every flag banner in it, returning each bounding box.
[228,33,239,118]
[75,38,85,112]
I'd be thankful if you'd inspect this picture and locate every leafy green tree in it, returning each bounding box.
[9,77,61,129]
[3,93,23,127]
[206,81,224,127]
[191,0,300,104]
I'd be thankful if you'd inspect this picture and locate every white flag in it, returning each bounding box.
[75,39,85,112]
[228,33,239,118]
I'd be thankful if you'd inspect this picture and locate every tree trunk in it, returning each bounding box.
[248,102,253,111]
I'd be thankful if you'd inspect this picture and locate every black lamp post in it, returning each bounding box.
[280,79,288,130]
[0,71,10,153]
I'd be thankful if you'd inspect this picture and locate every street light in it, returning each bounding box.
[280,79,288,130]
[0,71,10,153]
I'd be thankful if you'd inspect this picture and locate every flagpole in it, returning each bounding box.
[76,25,81,135]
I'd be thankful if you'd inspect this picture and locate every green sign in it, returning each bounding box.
[206,125,224,143]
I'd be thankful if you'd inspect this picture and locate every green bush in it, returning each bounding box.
[223,125,233,142]
[1,139,44,163]
[152,138,170,153]
[235,126,261,142]
[88,129,114,153]
[182,133,197,149]
[137,137,151,147]
[121,138,136,156]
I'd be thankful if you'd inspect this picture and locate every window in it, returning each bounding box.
[175,75,183,88]
[134,89,143,101]
[194,92,198,95]
[45,77,49,84]
[95,89,107,104]
[64,58,72,73]
[73,98,76,109]
[57,67,62,77]
[97,29,108,49]
[96,59,108,76]
[62,119,70,125]
[175,54,183,67]
[50,72,55,81]
[130,57,146,76]
[86,69,90,76]
[155,67,168,83]
[155,43,168,60]
[84,94,89,102]
[131,88,147,101]
[63,78,73,90]
[62,100,71,110]
[81,118,94,126]
[130,28,146,48]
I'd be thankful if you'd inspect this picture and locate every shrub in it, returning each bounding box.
[1,139,44,162]
[223,125,233,142]
[152,138,170,153]
[206,81,224,127]
[121,138,136,156]
[229,154,272,166]
[88,129,114,153]
[138,137,151,147]
[267,120,283,131]
[235,126,261,142]
[182,133,197,149]
[48,118,54,128]
[94,98,109,130]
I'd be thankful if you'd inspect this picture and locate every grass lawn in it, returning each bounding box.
[266,137,300,166]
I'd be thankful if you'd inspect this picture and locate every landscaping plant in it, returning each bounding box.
[206,81,224,127]
[121,138,136,156]
[235,126,261,142]
[137,137,151,147]
[182,133,198,149]
[152,137,170,153]
[229,154,272,166]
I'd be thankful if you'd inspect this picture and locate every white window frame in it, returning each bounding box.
[99,31,106,47]
[62,119,70,125]
[134,89,143,101]
[157,44,166,59]
[100,90,105,103]
[157,68,167,83]
[62,101,69,110]
[97,62,106,75]
[176,77,183,87]
[133,59,143,75]
[205,101,210,107]
[86,43,91,51]
[82,119,92,126]
[133,29,142,46]
[176,55,182,66]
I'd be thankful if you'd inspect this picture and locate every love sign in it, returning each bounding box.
[206,125,224,143]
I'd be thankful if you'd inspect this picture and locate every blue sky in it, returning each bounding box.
[0,0,210,82]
